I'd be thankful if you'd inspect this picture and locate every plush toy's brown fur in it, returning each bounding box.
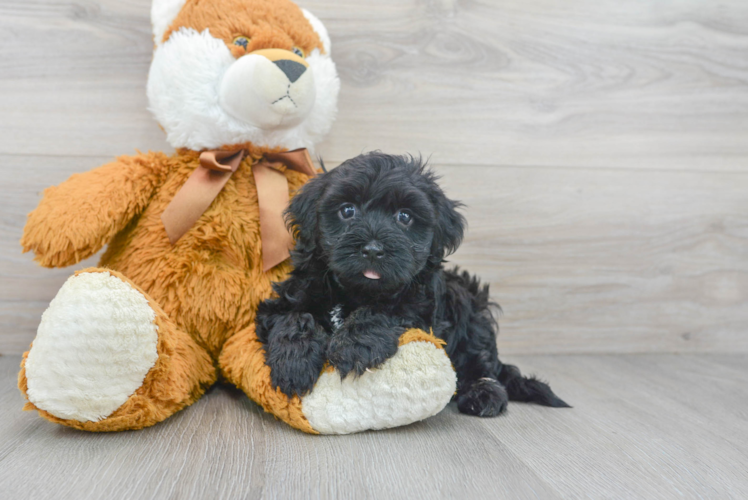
[19,145,320,432]
[164,0,324,58]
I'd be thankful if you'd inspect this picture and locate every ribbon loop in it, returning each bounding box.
[200,149,245,173]
[161,148,317,272]
[265,148,317,178]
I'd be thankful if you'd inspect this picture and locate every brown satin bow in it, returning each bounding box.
[161,148,316,272]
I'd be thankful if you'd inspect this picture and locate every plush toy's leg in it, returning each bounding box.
[219,324,317,433]
[219,326,456,435]
[18,268,216,431]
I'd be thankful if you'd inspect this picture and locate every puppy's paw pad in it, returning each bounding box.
[457,378,508,417]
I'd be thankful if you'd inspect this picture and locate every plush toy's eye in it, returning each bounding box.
[233,36,250,49]
[339,204,356,220]
[396,210,413,226]
[292,46,305,58]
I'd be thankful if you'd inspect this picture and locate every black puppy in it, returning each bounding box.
[256,152,568,416]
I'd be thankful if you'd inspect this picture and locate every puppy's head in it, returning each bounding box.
[288,153,465,295]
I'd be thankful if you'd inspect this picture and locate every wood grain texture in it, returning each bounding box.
[3,156,747,355]
[0,155,108,355]
[3,2,748,498]
[0,0,748,169]
[1,354,747,499]
[2,0,748,354]
[441,165,748,354]
[316,0,748,171]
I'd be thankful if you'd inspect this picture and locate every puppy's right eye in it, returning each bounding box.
[339,204,356,220]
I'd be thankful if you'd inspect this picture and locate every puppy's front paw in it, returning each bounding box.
[327,337,398,379]
[456,378,508,417]
[264,313,328,397]
[268,356,322,398]
[328,310,401,379]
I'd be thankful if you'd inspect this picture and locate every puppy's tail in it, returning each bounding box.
[498,364,571,408]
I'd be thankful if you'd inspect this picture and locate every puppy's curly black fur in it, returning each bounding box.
[256,152,569,416]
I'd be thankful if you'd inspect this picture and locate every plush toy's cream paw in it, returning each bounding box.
[19,268,217,431]
[301,330,457,434]
[23,270,159,422]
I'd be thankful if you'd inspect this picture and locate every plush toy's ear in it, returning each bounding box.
[286,174,329,270]
[152,0,187,45]
[301,9,332,54]
[428,185,466,263]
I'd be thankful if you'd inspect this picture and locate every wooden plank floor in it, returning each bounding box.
[2,354,747,499]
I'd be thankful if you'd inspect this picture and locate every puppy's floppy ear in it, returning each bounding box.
[286,173,329,269]
[428,185,466,263]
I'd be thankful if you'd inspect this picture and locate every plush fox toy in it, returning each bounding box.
[18,0,457,434]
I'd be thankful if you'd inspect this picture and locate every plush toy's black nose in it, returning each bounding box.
[361,241,385,260]
[274,59,306,83]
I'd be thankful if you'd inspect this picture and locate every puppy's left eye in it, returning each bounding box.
[339,204,356,220]
[292,47,305,58]
[396,210,413,226]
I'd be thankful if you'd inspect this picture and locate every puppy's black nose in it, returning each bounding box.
[274,59,307,83]
[362,241,385,260]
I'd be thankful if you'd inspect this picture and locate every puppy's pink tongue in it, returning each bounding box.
[363,270,381,280]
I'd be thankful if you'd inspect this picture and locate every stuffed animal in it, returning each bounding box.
[17,0,457,434]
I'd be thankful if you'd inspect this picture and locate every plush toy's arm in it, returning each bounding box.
[21,152,169,268]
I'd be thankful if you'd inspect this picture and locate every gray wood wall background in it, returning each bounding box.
[1,0,747,355]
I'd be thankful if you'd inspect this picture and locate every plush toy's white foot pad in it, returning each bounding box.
[25,271,159,422]
[301,341,457,434]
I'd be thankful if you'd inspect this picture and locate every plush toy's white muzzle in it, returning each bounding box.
[219,49,316,130]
